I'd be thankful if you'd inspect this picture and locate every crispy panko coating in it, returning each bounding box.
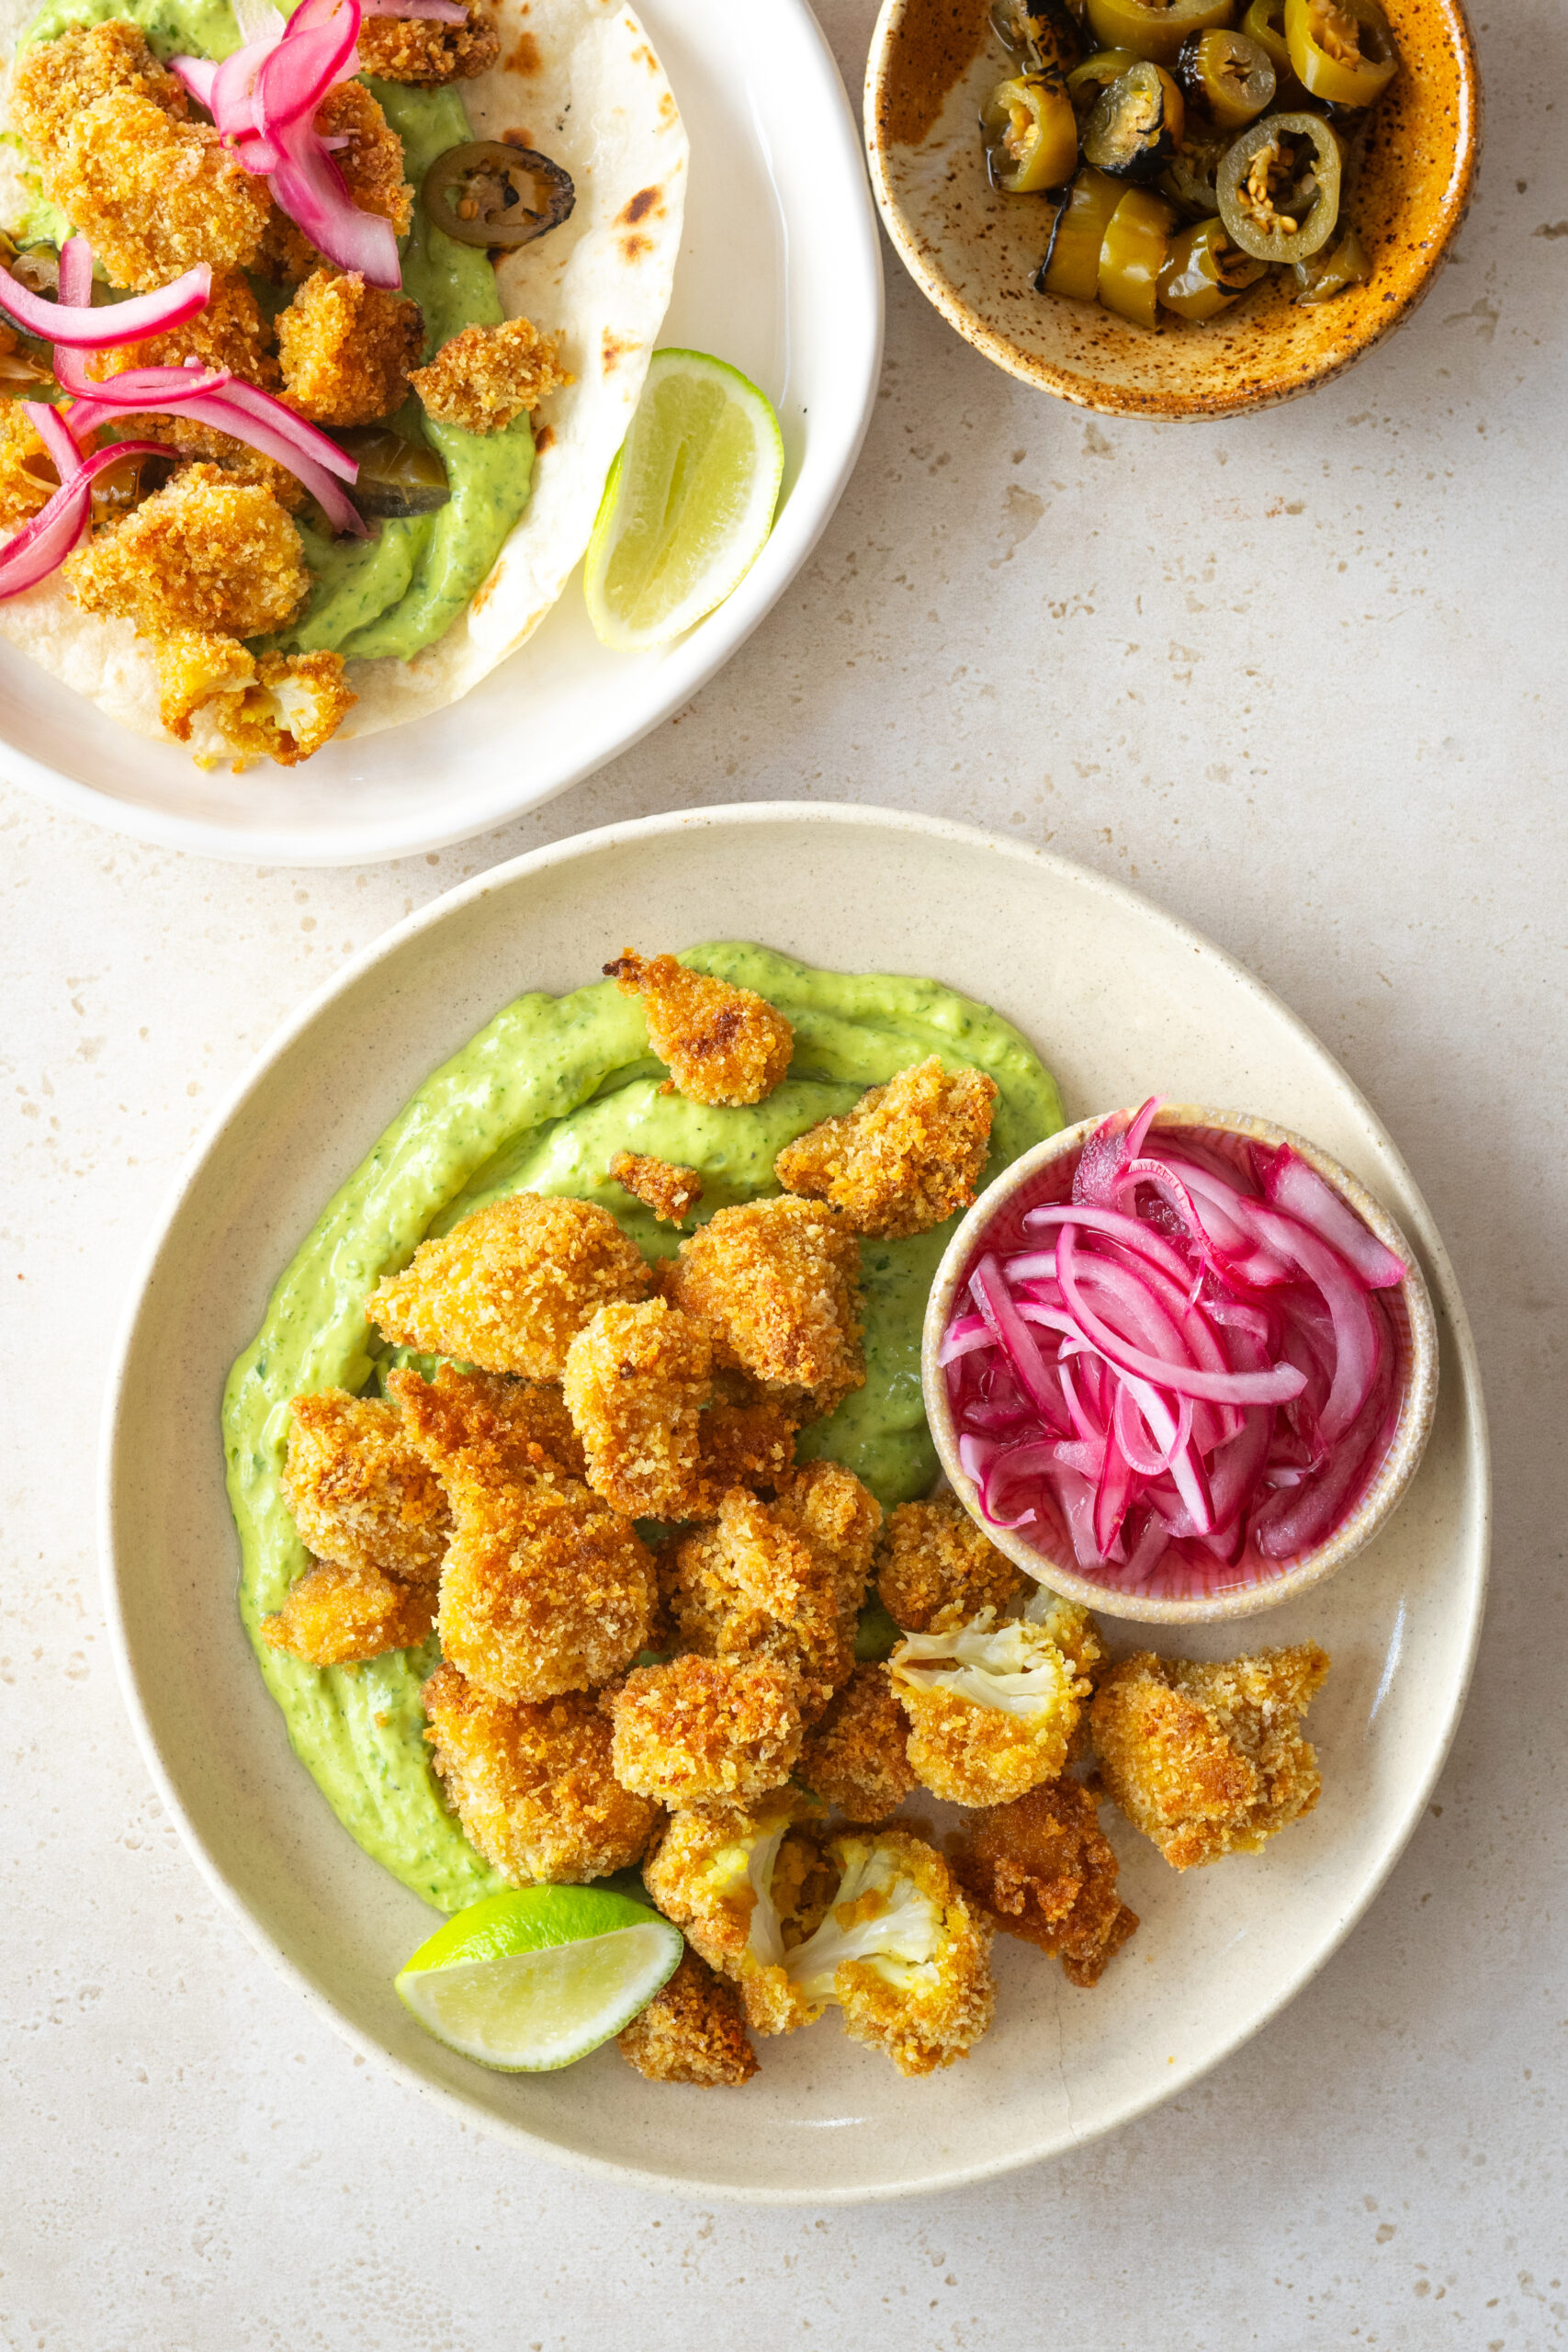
[795,1664,918,1823]
[664,1198,863,1412]
[389,1361,586,1486]
[436,1453,656,1702]
[368,1191,652,1379]
[40,90,271,287]
[1090,1644,1330,1870]
[63,463,308,639]
[205,649,355,769]
[605,950,794,1107]
[280,1388,450,1581]
[154,630,256,742]
[786,1827,996,2077]
[0,399,60,531]
[562,1298,712,1518]
[891,1596,1101,1807]
[610,1149,704,1228]
[276,268,424,426]
[355,3,501,81]
[410,314,570,434]
[607,1655,803,1805]
[951,1781,1139,1987]
[9,20,188,161]
[616,1949,759,2086]
[782,1460,884,1615]
[93,267,304,506]
[774,1056,998,1238]
[423,1663,660,1883]
[875,1493,1023,1634]
[692,1392,799,1508]
[642,1794,829,2038]
[315,79,412,233]
[260,1556,436,1666]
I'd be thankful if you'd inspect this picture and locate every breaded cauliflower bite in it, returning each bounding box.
[154,630,258,741]
[782,1460,884,1614]
[607,1655,804,1805]
[562,1298,712,1517]
[875,1493,1023,1633]
[367,1192,651,1379]
[280,1389,450,1582]
[604,951,794,1106]
[9,19,189,158]
[64,464,308,639]
[389,1361,586,1486]
[610,1149,704,1228]
[276,269,424,425]
[423,1663,660,1883]
[692,1390,799,1507]
[664,1198,863,1412]
[616,1949,758,2086]
[642,1794,829,2038]
[795,1664,918,1823]
[38,90,271,286]
[785,1827,996,2076]
[1090,1644,1329,1870]
[354,2,500,81]
[261,1557,436,1667]
[314,80,412,232]
[774,1056,999,1238]
[891,1596,1101,1807]
[951,1781,1139,1987]
[0,401,62,531]
[410,315,570,434]
[96,267,303,507]
[204,650,356,769]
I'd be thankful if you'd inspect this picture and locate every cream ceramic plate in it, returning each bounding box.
[0,0,882,866]
[101,805,1488,2202]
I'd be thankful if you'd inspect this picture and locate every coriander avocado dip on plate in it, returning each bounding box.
[222,940,1065,1909]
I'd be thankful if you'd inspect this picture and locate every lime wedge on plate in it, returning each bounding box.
[395,1886,682,2072]
[583,348,784,650]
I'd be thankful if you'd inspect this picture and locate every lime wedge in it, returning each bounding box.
[395,1886,682,2072]
[583,348,784,650]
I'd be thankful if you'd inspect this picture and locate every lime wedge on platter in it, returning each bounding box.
[396,1886,682,2073]
[583,347,784,650]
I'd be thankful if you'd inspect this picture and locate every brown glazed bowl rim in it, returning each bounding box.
[863,0,1483,419]
[921,1103,1440,1622]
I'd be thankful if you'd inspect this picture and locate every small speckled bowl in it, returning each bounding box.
[864,0,1482,417]
[922,1103,1439,1622]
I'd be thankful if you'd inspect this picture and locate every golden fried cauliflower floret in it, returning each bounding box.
[951,1781,1139,1987]
[9,20,188,162]
[784,1827,996,2077]
[782,1459,884,1614]
[95,266,303,506]
[562,1298,712,1518]
[260,1557,436,1666]
[423,1662,660,1884]
[0,400,61,531]
[664,1198,863,1412]
[205,650,356,769]
[436,1455,656,1702]
[642,1794,829,2038]
[607,1655,803,1806]
[368,1192,651,1379]
[1090,1644,1330,1870]
[42,90,271,286]
[354,3,500,81]
[152,629,255,741]
[890,1594,1101,1807]
[692,1390,800,1507]
[389,1360,586,1486]
[610,1149,704,1228]
[795,1664,918,1824]
[276,269,424,425]
[774,1056,998,1238]
[279,1389,450,1581]
[616,1949,758,2086]
[315,79,412,232]
[875,1493,1022,1633]
[410,314,570,434]
[63,464,308,639]
[664,1477,869,1722]
[605,950,794,1106]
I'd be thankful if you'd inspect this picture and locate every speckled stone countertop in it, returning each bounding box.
[3,0,1564,2342]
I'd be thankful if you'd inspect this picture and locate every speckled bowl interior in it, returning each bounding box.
[864,0,1482,416]
[923,1105,1439,1623]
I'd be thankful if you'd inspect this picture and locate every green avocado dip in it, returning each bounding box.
[15,0,532,662]
[222,944,1065,1911]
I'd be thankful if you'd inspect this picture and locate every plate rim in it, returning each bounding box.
[0,0,885,867]
[97,800,1492,2201]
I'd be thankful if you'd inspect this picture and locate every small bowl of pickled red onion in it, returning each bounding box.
[922,1099,1438,1623]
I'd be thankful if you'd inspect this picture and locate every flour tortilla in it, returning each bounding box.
[0,0,687,748]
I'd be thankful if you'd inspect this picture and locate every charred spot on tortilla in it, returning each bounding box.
[620,187,662,225]
[620,232,652,263]
[601,329,635,372]
[504,31,543,72]
[534,424,557,453]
